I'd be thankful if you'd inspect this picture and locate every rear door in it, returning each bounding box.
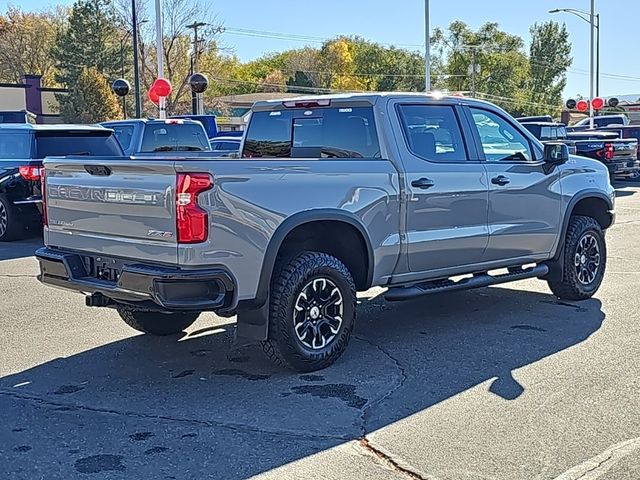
[45,157,179,264]
[390,101,489,272]
[465,106,561,262]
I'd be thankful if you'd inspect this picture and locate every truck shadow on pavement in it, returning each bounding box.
[0,235,42,261]
[0,286,604,479]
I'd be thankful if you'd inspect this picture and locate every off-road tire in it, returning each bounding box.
[547,215,606,300]
[116,305,200,335]
[0,196,23,242]
[261,252,356,372]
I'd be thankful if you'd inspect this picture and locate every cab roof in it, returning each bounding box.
[252,92,495,110]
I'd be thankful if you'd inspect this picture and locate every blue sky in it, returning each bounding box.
[4,0,638,98]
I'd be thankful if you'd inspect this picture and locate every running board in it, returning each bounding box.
[384,264,549,302]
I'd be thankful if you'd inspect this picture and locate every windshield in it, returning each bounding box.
[140,123,210,153]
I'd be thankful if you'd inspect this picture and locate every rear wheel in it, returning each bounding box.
[261,252,356,372]
[547,215,606,300]
[116,305,200,336]
[0,196,22,242]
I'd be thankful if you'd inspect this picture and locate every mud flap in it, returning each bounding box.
[235,302,270,342]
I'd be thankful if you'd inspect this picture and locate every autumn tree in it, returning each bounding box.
[0,7,65,85]
[58,67,121,123]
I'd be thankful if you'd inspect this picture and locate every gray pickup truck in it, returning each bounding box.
[37,93,615,372]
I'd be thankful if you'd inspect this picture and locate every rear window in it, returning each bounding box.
[109,124,135,151]
[35,132,123,157]
[140,123,210,153]
[211,141,239,151]
[0,132,32,158]
[242,107,380,159]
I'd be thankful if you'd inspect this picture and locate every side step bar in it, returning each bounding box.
[384,264,549,302]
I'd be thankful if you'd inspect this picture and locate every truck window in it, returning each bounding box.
[398,105,467,162]
[35,132,123,157]
[139,123,210,152]
[540,126,552,140]
[470,108,533,162]
[110,125,135,151]
[243,107,380,159]
[0,132,32,158]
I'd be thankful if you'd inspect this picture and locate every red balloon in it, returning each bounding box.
[576,99,589,112]
[592,97,605,110]
[153,78,172,97]
[148,86,159,105]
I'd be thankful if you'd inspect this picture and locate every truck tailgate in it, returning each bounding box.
[44,157,179,264]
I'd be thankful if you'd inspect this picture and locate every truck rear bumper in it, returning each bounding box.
[609,160,640,176]
[36,247,236,312]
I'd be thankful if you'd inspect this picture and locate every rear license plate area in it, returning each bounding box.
[82,255,124,282]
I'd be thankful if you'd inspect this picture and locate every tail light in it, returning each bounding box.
[176,173,213,244]
[41,167,47,227]
[19,165,41,181]
[604,143,615,160]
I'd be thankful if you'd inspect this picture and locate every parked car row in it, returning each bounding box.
[517,115,640,180]
[0,117,244,241]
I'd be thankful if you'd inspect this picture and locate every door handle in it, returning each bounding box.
[411,178,435,189]
[491,175,510,186]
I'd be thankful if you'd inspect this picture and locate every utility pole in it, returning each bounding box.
[154,0,165,119]
[187,21,207,115]
[424,0,431,92]
[131,0,142,118]
[589,0,595,128]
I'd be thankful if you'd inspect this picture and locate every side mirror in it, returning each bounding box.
[544,142,569,165]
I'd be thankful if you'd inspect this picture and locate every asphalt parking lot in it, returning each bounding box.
[1,184,639,480]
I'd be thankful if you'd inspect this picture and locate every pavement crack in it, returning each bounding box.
[574,453,613,479]
[0,274,34,278]
[354,336,408,435]
[358,437,432,480]
[0,389,349,442]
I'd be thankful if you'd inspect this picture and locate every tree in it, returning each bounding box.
[527,21,572,115]
[0,7,65,85]
[432,21,530,113]
[53,0,122,86]
[58,67,121,123]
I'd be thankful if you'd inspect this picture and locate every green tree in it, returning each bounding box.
[53,0,122,87]
[58,67,121,123]
[527,21,572,115]
[432,21,530,113]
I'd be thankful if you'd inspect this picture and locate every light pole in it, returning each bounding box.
[550,3,599,128]
[187,21,207,115]
[119,32,130,118]
[424,0,431,92]
[154,0,166,119]
[131,0,142,118]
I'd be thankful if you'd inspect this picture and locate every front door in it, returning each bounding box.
[466,107,562,262]
[393,102,489,273]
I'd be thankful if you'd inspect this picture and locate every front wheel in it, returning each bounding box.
[547,215,607,300]
[116,305,200,335]
[261,252,356,372]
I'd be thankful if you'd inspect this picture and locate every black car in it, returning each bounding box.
[0,124,123,241]
[519,121,578,154]
[566,130,639,178]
